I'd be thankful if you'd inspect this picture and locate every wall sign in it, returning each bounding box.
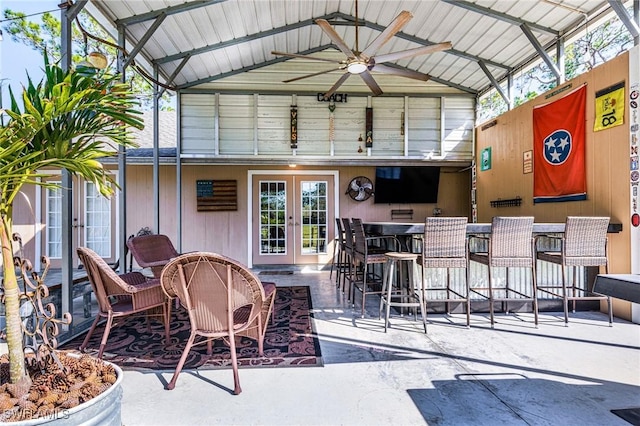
[480,147,492,171]
[317,93,348,103]
[523,150,533,174]
[290,106,297,149]
[365,107,373,148]
[594,81,625,132]
[196,180,237,211]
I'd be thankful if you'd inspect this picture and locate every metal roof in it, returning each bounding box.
[86,0,632,97]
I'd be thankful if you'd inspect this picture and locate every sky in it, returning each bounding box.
[1,0,63,107]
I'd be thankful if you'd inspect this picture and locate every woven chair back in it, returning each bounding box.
[423,217,468,268]
[489,216,535,268]
[564,216,609,259]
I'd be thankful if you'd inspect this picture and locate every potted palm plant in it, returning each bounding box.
[0,56,143,422]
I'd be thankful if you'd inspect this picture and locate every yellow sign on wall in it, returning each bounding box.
[594,81,625,132]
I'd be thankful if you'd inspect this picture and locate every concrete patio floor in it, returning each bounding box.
[121,268,640,426]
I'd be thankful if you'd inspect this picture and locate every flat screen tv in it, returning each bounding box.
[374,166,440,204]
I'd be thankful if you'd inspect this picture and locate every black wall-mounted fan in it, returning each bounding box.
[346,176,373,201]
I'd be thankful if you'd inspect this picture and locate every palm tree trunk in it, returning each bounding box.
[1,212,30,388]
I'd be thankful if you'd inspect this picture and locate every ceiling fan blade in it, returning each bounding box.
[315,19,355,58]
[373,42,452,64]
[359,71,383,96]
[370,63,430,81]
[271,51,340,63]
[283,67,346,83]
[360,10,413,58]
[323,72,352,99]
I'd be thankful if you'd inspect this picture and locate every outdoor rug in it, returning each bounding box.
[60,286,322,371]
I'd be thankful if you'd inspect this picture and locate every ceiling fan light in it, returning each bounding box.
[347,62,367,74]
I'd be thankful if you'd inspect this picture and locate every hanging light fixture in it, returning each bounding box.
[87,51,108,69]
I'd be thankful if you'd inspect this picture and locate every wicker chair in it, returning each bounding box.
[350,218,399,317]
[419,217,471,327]
[536,216,613,325]
[469,216,538,327]
[127,234,180,278]
[77,247,170,359]
[160,252,276,394]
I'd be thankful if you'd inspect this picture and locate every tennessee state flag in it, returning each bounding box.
[533,85,587,203]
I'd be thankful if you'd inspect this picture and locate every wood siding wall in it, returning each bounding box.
[180,93,474,160]
[475,52,632,319]
[125,164,471,267]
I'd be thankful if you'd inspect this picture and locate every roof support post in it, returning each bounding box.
[117,26,128,273]
[176,93,183,253]
[507,73,513,110]
[520,23,561,81]
[59,0,77,323]
[556,37,566,85]
[153,64,160,234]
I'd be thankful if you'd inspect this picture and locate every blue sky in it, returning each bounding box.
[1,0,60,106]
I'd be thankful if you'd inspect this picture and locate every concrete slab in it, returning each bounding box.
[120,269,640,426]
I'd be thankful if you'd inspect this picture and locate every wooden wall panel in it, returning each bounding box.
[125,164,470,266]
[475,52,631,275]
[180,93,474,160]
[257,95,290,155]
[408,97,441,156]
[371,97,404,155]
[296,96,331,155]
[219,94,254,155]
[181,93,215,154]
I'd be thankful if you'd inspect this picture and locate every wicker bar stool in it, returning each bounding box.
[536,216,613,325]
[419,217,471,327]
[469,216,539,327]
[379,252,427,333]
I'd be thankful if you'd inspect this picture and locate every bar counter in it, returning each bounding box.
[363,221,623,236]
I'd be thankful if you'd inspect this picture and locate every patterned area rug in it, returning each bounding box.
[60,286,322,371]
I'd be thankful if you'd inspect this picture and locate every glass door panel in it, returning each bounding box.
[252,173,335,266]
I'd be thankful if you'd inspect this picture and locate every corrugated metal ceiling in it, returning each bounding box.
[87,0,623,96]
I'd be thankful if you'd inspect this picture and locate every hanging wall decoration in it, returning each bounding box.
[328,102,336,144]
[365,107,373,147]
[290,106,298,149]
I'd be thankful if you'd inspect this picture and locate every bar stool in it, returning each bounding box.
[330,218,349,288]
[379,252,427,333]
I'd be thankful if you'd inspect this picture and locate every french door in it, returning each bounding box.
[251,172,336,266]
[43,176,117,268]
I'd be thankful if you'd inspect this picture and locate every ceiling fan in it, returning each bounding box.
[272,0,452,97]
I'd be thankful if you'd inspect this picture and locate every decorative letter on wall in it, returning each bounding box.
[365,107,373,148]
[290,106,298,149]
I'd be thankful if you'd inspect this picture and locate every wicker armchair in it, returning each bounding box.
[77,247,170,359]
[160,252,276,394]
[419,217,471,327]
[536,216,612,325]
[469,216,538,327]
[127,234,179,278]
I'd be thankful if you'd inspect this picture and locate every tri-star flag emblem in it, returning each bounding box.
[543,129,572,165]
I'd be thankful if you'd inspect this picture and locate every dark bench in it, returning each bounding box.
[593,274,640,303]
